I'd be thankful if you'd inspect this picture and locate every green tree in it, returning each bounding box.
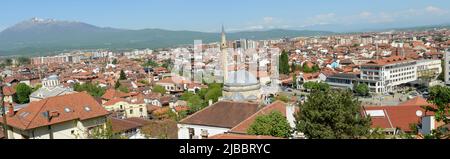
[118,85,130,93]
[312,64,320,73]
[275,95,290,103]
[367,128,387,139]
[13,83,32,104]
[4,58,12,66]
[90,119,125,139]
[355,83,370,96]
[303,82,329,92]
[161,59,173,70]
[180,92,195,101]
[73,82,106,97]
[302,63,313,73]
[279,50,290,75]
[187,95,205,114]
[119,70,127,80]
[248,111,292,138]
[438,59,445,81]
[17,57,30,66]
[291,63,297,73]
[292,74,297,88]
[112,59,118,65]
[295,89,372,139]
[114,80,121,89]
[204,87,222,103]
[152,85,167,94]
[424,86,450,138]
[138,80,149,85]
[143,59,159,67]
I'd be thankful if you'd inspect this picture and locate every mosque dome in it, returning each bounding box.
[225,70,259,86]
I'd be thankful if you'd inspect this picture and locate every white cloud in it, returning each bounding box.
[425,6,448,15]
[359,11,372,18]
[263,17,274,24]
[305,13,336,25]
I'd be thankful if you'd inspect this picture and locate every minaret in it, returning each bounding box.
[221,25,227,50]
[221,25,229,83]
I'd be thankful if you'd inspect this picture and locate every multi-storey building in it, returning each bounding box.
[416,59,442,79]
[360,56,417,94]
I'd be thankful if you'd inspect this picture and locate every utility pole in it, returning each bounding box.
[0,83,9,139]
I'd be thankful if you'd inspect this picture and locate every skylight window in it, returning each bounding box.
[64,108,71,113]
[366,110,385,117]
[84,106,91,112]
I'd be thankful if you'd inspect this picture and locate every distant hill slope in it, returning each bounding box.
[0,18,334,56]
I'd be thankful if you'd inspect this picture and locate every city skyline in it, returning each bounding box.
[1,0,450,32]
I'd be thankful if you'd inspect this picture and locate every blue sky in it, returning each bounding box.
[1,0,450,32]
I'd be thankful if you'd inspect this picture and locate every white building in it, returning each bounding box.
[177,101,297,139]
[416,59,442,79]
[360,56,417,94]
[30,75,75,102]
[177,101,260,139]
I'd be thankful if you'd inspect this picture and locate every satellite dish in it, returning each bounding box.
[416,110,423,117]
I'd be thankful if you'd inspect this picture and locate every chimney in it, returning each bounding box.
[8,103,14,117]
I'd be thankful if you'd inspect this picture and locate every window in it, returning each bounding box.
[130,109,133,114]
[120,105,123,109]
[139,108,143,113]
[188,128,195,139]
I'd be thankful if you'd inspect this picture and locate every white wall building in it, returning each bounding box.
[360,56,417,94]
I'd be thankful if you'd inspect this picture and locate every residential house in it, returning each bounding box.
[0,92,110,139]
[103,97,148,119]
[109,117,145,139]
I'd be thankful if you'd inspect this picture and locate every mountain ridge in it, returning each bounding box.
[0,18,335,56]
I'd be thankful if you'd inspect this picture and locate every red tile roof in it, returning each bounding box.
[103,98,126,106]
[362,56,413,66]
[230,101,287,134]
[101,89,134,101]
[1,92,110,130]
[179,101,260,128]
[109,117,143,133]
[2,86,16,96]
[363,105,432,132]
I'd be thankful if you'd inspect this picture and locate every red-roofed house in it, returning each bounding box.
[0,92,110,139]
[363,97,443,135]
[103,98,148,119]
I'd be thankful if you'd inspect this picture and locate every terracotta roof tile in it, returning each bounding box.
[230,101,287,134]
[179,101,260,128]
[1,92,110,130]
[109,117,142,133]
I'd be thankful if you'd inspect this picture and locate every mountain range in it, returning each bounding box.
[0,18,334,56]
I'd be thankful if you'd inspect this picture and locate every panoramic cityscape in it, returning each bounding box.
[1,0,450,140]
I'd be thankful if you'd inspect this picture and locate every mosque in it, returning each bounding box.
[219,26,279,103]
